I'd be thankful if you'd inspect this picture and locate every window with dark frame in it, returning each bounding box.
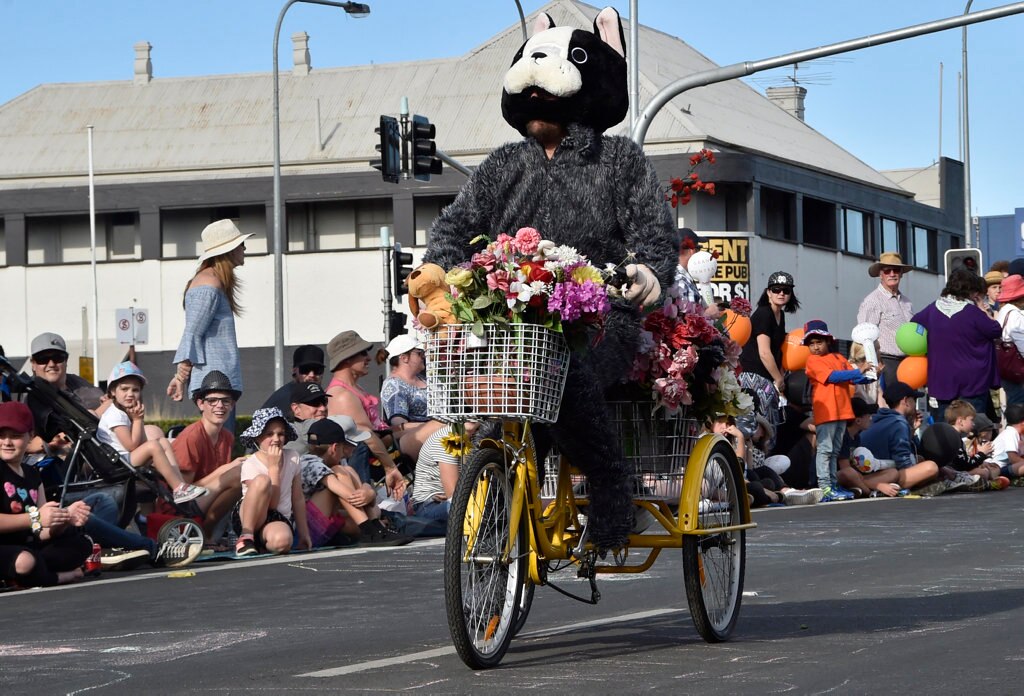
[761,187,795,241]
[880,218,905,258]
[842,207,870,256]
[802,196,836,248]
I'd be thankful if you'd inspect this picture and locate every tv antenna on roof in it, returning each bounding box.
[749,57,852,88]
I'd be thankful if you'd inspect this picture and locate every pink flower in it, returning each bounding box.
[514,227,541,255]
[486,269,511,293]
[471,251,497,272]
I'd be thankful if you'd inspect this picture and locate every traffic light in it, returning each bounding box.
[944,248,982,281]
[388,310,409,341]
[411,114,443,182]
[393,242,414,298]
[371,115,401,184]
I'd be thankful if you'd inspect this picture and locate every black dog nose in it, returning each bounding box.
[531,51,547,61]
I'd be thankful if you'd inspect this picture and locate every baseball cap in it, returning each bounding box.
[767,271,795,288]
[678,227,707,251]
[292,344,325,370]
[801,319,833,345]
[0,402,34,434]
[290,381,329,405]
[971,413,996,435]
[30,332,68,358]
[327,414,370,445]
[386,334,422,360]
[851,397,878,418]
[306,417,348,446]
[882,381,924,407]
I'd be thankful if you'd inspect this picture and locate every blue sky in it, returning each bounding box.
[1,0,1021,217]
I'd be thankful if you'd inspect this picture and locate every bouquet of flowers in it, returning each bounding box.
[443,227,613,346]
[628,285,753,422]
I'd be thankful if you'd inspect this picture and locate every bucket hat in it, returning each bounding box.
[240,407,298,449]
[997,274,1024,304]
[984,270,1005,286]
[868,252,913,278]
[107,361,147,388]
[327,331,374,371]
[801,319,834,345]
[191,370,242,401]
[197,219,253,264]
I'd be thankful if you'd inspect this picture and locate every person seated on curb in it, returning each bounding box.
[283,381,330,456]
[410,422,480,525]
[231,408,312,557]
[711,415,821,507]
[380,334,446,463]
[22,332,104,461]
[262,344,326,415]
[83,491,201,570]
[943,401,1009,489]
[300,416,412,547]
[0,402,92,587]
[98,362,207,505]
[989,403,1024,482]
[324,331,407,497]
[837,397,902,498]
[858,382,947,495]
[156,371,244,539]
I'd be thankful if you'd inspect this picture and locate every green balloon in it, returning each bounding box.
[896,322,928,356]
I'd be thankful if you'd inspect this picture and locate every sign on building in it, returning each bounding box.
[115,308,149,345]
[704,236,750,302]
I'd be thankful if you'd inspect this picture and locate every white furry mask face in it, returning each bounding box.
[503,26,583,98]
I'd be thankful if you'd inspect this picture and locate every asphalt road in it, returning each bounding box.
[3,490,1024,695]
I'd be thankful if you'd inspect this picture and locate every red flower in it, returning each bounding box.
[704,182,716,195]
[520,261,554,283]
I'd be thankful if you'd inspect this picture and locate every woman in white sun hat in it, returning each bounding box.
[166,219,253,428]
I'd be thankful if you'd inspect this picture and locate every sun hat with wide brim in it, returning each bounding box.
[868,252,914,278]
[197,219,254,264]
[985,270,1005,286]
[997,274,1024,304]
[239,407,298,449]
[327,331,375,371]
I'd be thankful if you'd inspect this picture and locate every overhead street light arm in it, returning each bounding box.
[631,2,1024,147]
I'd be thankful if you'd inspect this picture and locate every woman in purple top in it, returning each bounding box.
[911,268,1000,420]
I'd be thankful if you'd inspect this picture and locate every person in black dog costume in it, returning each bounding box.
[424,7,677,551]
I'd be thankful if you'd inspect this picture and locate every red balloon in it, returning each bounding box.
[781,328,810,372]
[897,355,928,389]
[721,310,752,346]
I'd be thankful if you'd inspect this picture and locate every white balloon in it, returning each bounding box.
[688,250,717,284]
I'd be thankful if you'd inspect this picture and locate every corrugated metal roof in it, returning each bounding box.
[0,0,905,195]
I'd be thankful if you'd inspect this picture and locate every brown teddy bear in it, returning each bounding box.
[406,263,455,330]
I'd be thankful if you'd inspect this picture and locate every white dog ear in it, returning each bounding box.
[593,6,625,58]
[532,12,555,35]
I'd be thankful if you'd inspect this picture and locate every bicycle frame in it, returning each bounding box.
[477,418,756,582]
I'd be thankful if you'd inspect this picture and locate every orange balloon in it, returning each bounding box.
[721,310,752,346]
[781,328,810,372]
[896,355,928,389]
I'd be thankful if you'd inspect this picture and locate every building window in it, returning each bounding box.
[107,211,139,260]
[761,187,795,241]
[288,201,358,251]
[912,225,935,271]
[162,205,265,258]
[26,214,94,265]
[355,199,393,249]
[842,207,870,256]
[802,197,836,248]
[880,218,905,257]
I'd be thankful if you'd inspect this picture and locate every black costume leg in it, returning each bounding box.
[550,308,639,551]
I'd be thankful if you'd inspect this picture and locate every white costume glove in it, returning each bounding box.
[623,264,661,308]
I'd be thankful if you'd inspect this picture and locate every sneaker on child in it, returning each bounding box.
[100,547,151,571]
[783,488,823,506]
[358,519,413,547]
[173,483,209,504]
[234,535,259,558]
[155,539,202,568]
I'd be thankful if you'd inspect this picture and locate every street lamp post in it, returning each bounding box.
[272,0,370,389]
[962,0,974,247]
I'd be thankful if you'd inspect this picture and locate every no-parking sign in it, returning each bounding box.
[115,308,149,345]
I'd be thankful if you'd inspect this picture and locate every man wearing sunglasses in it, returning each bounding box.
[261,344,326,415]
[857,252,914,398]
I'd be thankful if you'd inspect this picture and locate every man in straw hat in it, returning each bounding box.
[857,251,914,398]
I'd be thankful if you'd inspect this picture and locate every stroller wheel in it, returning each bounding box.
[157,518,205,565]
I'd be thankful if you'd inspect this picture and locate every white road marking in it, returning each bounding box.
[297,606,682,678]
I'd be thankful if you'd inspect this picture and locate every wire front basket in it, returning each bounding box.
[541,401,703,502]
[426,323,570,423]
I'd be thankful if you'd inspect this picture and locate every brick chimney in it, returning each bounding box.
[766,85,806,121]
[292,32,311,76]
[133,41,152,85]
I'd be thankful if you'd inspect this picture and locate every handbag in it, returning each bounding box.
[996,311,1024,383]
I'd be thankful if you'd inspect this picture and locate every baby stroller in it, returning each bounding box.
[0,355,205,550]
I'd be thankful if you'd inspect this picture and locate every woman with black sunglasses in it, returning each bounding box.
[738,271,801,430]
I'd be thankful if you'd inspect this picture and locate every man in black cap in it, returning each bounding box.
[284,381,330,455]
[261,345,326,414]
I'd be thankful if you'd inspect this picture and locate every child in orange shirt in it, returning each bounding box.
[803,320,874,502]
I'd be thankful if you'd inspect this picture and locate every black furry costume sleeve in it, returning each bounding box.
[425,123,677,288]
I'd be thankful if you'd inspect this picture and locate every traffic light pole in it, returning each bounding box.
[381,226,393,342]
